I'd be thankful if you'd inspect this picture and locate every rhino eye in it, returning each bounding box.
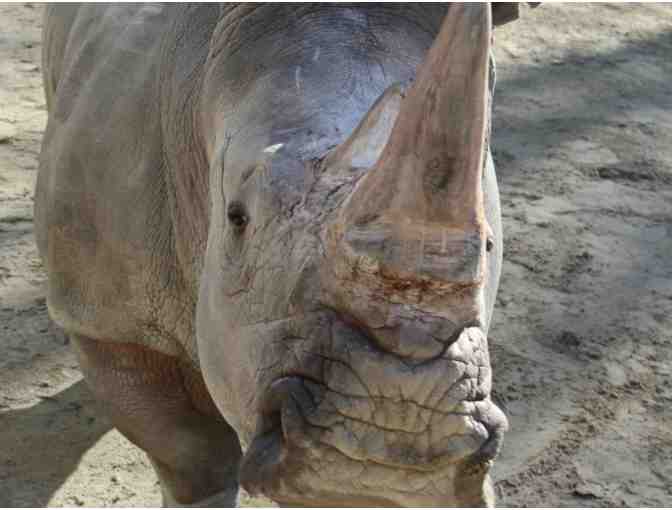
[227,202,248,230]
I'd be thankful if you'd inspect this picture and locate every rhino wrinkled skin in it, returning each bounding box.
[36,4,512,507]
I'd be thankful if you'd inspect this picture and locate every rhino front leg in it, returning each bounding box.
[71,335,242,507]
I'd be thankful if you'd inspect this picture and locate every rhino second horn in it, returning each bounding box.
[324,83,404,171]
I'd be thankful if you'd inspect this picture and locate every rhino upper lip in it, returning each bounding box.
[241,361,507,497]
[246,378,506,482]
[248,326,508,470]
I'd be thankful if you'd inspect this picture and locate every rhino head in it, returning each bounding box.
[195,4,506,506]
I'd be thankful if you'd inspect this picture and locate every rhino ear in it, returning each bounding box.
[324,84,404,170]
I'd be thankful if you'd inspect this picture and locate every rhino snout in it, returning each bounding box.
[239,320,507,506]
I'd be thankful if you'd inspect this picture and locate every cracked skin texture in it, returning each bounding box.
[36,4,509,507]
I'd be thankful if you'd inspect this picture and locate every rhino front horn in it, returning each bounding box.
[334,4,492,285]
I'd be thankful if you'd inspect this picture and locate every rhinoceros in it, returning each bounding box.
[36,3,514,507]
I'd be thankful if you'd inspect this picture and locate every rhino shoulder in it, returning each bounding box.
[36,4,198,360]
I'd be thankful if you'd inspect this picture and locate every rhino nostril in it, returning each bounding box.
[466,401,509,468]
[256,376,319,439]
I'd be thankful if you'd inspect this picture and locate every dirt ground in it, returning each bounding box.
[1,3,671,508]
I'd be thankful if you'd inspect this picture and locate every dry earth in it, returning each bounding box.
[1,3,671,507]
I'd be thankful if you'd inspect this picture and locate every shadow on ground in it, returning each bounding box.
[0,381,111,507]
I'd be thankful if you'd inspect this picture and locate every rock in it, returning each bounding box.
[557,331,581,350]
[574,482,606,499]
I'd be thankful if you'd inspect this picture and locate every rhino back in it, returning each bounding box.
[36,4,200,360]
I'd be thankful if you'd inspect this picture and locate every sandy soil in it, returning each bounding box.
[1,3,671,507]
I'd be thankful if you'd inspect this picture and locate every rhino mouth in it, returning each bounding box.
[239,326,507,505]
